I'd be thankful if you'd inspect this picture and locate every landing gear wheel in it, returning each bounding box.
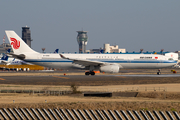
[157,72,161,75]
[90,71,95,76]
[85,72,90,76]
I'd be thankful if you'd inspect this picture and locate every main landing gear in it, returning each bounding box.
[157,69,161,75]
[85,71,95,76]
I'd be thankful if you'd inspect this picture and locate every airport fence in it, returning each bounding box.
[0,108,179,120]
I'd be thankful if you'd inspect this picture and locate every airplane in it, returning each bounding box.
[5,30,178,75]
[0,48,23,65]
[0,53,32,65]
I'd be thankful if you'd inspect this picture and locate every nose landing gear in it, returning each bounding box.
[85,71,95,76]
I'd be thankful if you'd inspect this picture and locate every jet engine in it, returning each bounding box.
[100,65,119,73]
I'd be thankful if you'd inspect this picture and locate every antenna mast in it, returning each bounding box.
[3,35,5,47]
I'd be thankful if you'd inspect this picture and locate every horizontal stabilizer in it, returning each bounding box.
[7,53,25,60]
[1,60,8,65]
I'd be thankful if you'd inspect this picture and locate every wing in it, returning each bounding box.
[60,54,105,66]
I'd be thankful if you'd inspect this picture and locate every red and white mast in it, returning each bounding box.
[3,35,5,47]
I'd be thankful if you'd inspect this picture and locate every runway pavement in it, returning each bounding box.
[0,72,180,86]
[114,74,180,77]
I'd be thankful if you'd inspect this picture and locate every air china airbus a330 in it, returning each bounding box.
[5,30,178,75]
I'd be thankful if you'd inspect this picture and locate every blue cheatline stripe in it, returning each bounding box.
[103,61,177,63]
[25,59,177,64]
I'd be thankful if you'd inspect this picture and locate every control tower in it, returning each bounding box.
[77,31,88,53]
[22,26,32,47]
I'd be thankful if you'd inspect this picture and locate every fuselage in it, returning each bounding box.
[0,57,24,65]
[23,53,177,70]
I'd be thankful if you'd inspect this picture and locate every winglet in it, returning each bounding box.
[54,49,59,53]
[60,54,66,59]
[6,48,11,53]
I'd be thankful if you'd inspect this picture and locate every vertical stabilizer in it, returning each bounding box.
[54,49,59,53]
[1,54,9,61]
[5,30,37,54]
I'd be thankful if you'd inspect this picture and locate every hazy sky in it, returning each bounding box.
[0,1,180,53]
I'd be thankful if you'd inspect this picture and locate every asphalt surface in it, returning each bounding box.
[114,74,180,77]
[0,72,180,86]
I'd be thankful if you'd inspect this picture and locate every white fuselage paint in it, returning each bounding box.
[23,53,177,70]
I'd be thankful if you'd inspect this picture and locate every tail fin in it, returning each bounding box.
[54,49,59,53]
[6,48,11,53]
[1,54,9,61]
[5,30,37,54]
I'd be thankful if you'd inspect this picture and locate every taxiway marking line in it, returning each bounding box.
[53,76,69,79]
[0,78,5,80]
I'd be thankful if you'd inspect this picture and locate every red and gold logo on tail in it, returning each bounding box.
[10,37,20,49]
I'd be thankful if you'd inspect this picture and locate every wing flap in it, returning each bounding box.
[73,59,104,66]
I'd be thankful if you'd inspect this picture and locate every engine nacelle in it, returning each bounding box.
[100,65,119,73]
